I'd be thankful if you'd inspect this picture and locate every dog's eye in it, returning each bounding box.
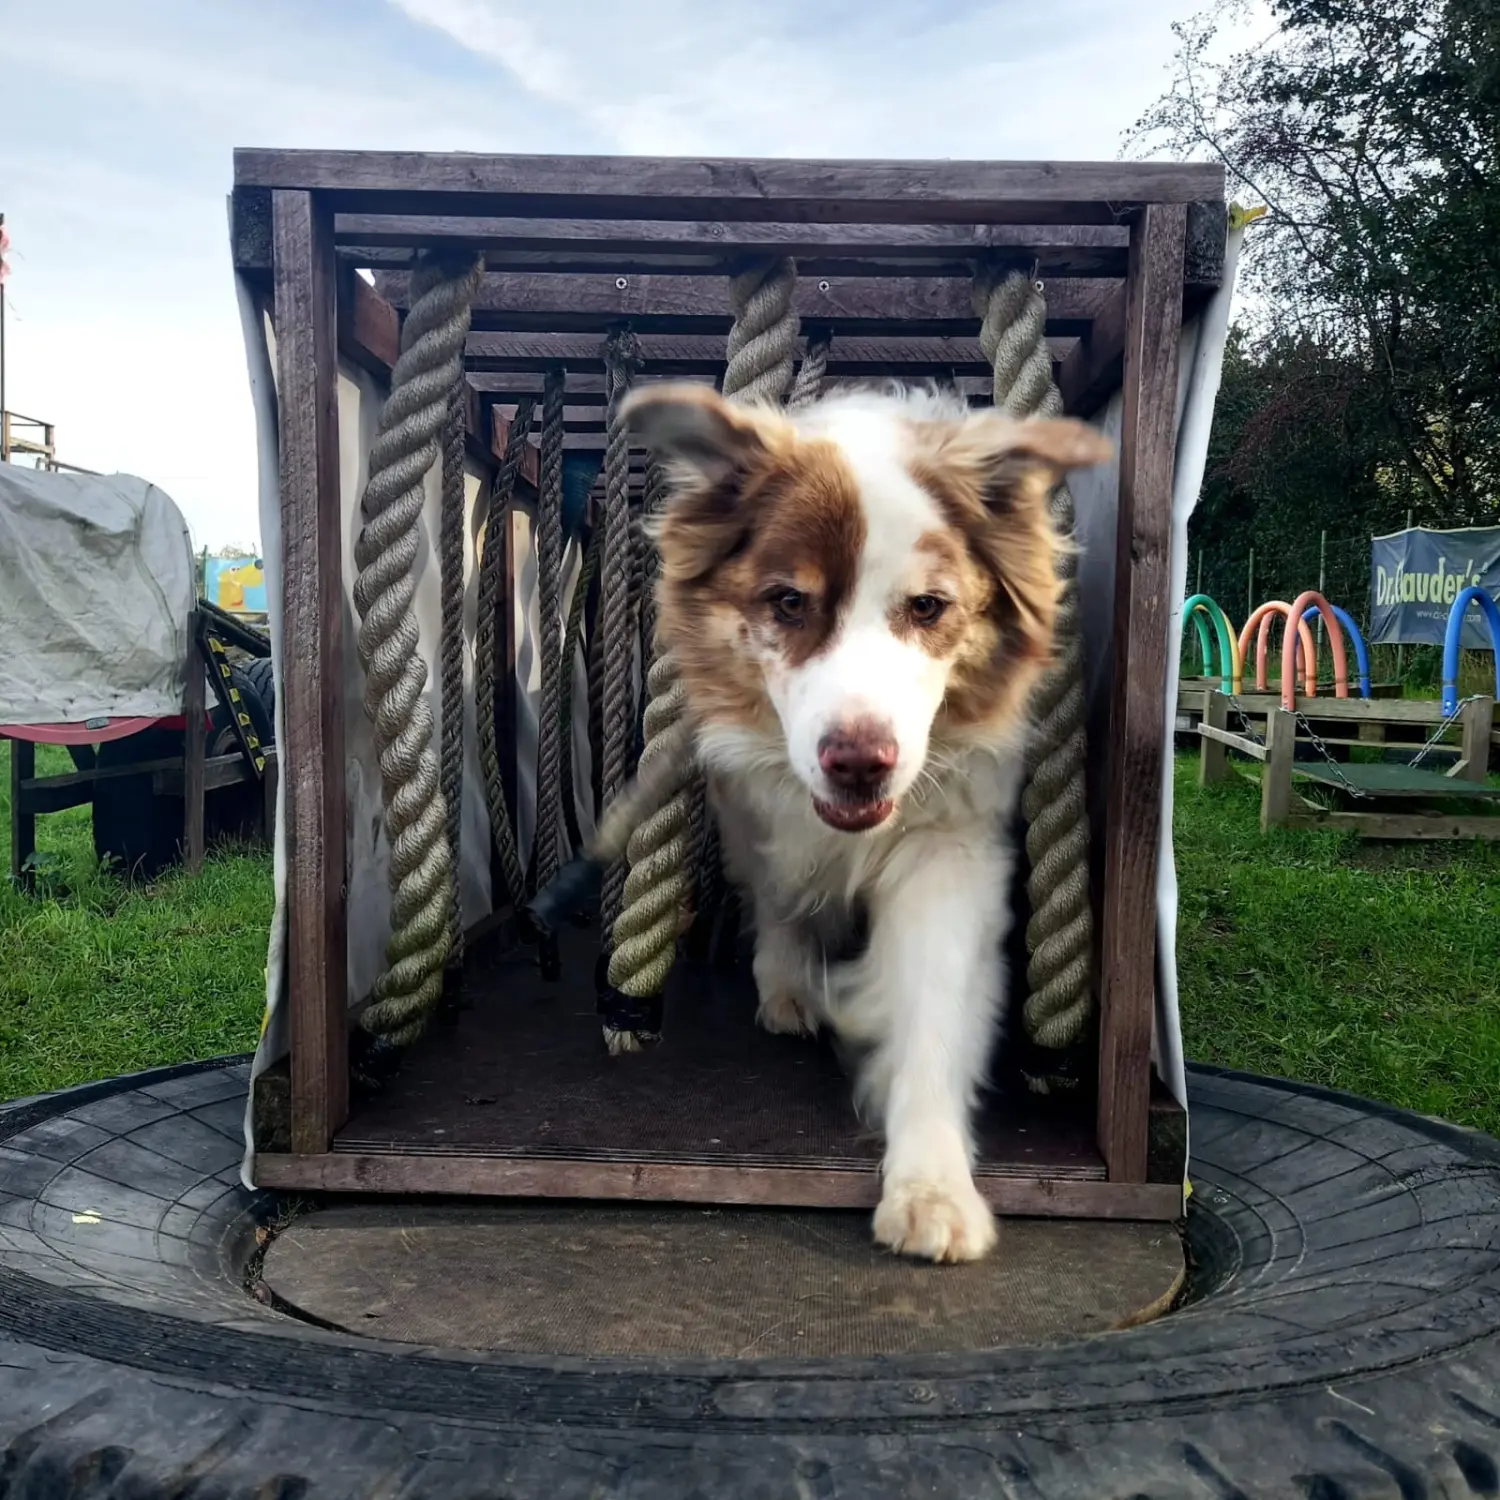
[910,595,948,625]
[770,589,808,626]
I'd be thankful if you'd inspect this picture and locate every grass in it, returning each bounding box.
[0,742,273,1101]
[3,739,1499,1138]
[1172,758,1500,1136]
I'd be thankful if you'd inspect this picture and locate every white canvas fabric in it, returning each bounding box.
[0,465,196,726]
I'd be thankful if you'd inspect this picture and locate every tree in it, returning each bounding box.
[1131,0,1500,524]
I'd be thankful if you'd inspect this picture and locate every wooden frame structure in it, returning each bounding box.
[1194,688,1500,837]
[232,150,1228,1221]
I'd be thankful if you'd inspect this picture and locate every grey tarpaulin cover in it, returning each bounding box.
[0,465,196,725]
[235,215,1247,1194]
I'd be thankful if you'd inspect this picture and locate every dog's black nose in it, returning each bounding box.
[818,728,898,793]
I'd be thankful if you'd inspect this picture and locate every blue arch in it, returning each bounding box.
[1300,603,1372,698]
[1441,585,1500,715]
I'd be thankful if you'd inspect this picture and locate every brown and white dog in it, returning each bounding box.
[624,381,1112,1263]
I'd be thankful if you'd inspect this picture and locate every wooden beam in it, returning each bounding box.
[375,270,1114,338]
[8,737,35,890]
[465,331,1011,379]
[234,150,1225,227]
[468,371,1017,405]
[335,213,1134,271]
[273,189,350,1155]
[1097,202,1187,1187]
[253,1152,1183,1220]
[182,640,206,875]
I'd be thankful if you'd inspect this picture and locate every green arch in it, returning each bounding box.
[1182,593,1236,692]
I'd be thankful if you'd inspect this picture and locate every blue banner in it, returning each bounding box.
[1368,527,1500,647]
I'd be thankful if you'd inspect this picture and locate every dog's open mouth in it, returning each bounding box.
[813,796,895,833]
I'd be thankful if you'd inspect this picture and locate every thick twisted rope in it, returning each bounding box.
[531,369,567,896]
[598,329,646,942]
[787,329,832,411]
[438,381,466,971]
[351,253,481,1046]
[603,258,800,1050]
[558,517,603,859]
[475,396,537,913]
[723,258,800,405]
[975,268,1095,1065]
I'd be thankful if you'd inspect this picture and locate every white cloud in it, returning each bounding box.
[4,0,1207,551]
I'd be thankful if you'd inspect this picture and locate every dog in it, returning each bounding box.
[624,381,1112,1263]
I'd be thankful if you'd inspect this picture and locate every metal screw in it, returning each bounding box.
[818,279,831,293]
[615,277,629,290]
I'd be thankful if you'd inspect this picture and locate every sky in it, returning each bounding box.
[3,0,1227,554]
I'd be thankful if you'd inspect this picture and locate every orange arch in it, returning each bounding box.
[1240,602,1318,698]
[1280,590,1350,710]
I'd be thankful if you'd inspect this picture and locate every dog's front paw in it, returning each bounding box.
[755,988,817,1037]
[873,1176,996,1263]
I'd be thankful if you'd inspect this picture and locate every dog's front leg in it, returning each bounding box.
[849,837,1005,1263]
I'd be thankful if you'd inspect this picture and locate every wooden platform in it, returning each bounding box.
[1291,761,1500,799]
[255,931,1184,1220]
[260,1201,1185,1357]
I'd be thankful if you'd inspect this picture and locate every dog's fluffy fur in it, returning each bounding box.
[624,381,1112,1263]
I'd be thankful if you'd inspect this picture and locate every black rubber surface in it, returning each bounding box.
[2,1058,1500,1497]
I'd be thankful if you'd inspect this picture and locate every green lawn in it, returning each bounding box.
[0,742,272,1101]
[3,740,1499,1137]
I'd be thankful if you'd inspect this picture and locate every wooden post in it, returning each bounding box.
[1261,708,1295,831]
[8,737,35,890]
[182,626,206,875]
[1199,690,1230,786]
[1097,202,1186,1186]
[1451,697,1494,784]
[273,189,349,1153]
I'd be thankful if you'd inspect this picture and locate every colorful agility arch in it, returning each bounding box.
[1182,593,1242,693]
[1240,601,1319,699]
[1442,585,1500,715]
[1299,602,1372,698]
[1278,591,1351,711]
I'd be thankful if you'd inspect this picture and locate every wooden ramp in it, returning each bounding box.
[1291,761,1500,800]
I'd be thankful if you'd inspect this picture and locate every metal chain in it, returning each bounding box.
[1289,711,1373,800]
[1408,694,1483,770]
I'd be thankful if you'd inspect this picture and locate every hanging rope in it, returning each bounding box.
[597,328,646,943]
[787,328,832,411]
[602,258,801,1051]
[531,369,568,897]
[351,252,481,1047]
[974,267,1095,1073]
[475,396,537,914]
[558,518,603,861]
[438,380,467,974]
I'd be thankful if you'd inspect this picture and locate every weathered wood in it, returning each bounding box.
[8,737,35,889]
[336,213,1134,270]
[1451,696,1494,783]
[231,185,273,277]
[376,269,1115,338]
[1286,809,1500,840]
[182,643,206,874]
[234,150,1226,227]
[337,267,400,379]
[153,751,274,797]
[1195,723,1267,761]
[273,189,349,1154]
[1260,708,1296,831]
[1178,692,1488,725]
[1146,1082,1188,1186]
[1058,275,1127,417]
[465,330,1009,378]
[1098,203,1187,1187]
[253,1151,1182,1220]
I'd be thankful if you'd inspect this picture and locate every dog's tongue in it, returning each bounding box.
[813,796,894,832]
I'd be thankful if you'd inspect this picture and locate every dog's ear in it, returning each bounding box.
[622,384,783,488]
[943,414,1113,517]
